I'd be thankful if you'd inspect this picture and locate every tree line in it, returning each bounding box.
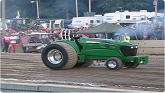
[5,0,164,19]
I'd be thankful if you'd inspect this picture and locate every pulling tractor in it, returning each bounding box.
[41,29,148,70]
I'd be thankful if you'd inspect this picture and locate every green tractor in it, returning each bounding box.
[41,29,148,70]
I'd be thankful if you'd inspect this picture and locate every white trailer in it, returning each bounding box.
[71,15,103,28]
[53,19,64,29]
[49,19,72,29]
[48,19,64,30]
[103,10,164,23]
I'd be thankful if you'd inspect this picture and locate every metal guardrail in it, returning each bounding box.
[1,81,148,92]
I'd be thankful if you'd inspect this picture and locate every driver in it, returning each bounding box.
[124,33,130,42]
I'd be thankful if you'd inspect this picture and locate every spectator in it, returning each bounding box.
[134,25,140,40]
[9,33,18,53]
[41,31,49,44]
[149,36,156,40]
[155,23,164,40]
[53,31,59,41]
[20,33,30,53]
[34,30,37,32]
[149,24,156,39]
[3,34,10,53]
[89,23,94,28]
[34,35,40,42]
[143,31,148,40]
[30,34,35,42]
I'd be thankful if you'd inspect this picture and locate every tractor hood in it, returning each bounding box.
[80,37,137,47]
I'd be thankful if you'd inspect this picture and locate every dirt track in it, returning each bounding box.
[1,53,164,92]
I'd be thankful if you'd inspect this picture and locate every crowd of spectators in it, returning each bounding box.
[122,22,164,40]
[0,22,164,53]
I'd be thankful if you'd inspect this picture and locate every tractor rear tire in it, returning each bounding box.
[124,62,139,68]
[105,57,123,70]
[74,60,93,67]
[41,42,77,70]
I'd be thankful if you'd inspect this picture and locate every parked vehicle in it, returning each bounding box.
[23,32,51,53]
[71,15,103,28]
[49,19,72,29]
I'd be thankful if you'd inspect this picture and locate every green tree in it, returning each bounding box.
[39,0,56,19]
[97,0,151,13]
[50,0,76,19]
[50,0,88,19]
[5,0,35,18]
[5,0,160,19]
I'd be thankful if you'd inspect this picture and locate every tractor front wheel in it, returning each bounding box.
[105,57,123,70]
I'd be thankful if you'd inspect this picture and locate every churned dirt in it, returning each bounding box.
[1,53,164,92]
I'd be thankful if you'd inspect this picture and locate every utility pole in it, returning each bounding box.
[31,0,39,19]
[118,7,122,12]
[2,0,6,36]
[0,0,2,18]
[162,0,165,40]
[36,0,39,19]
[153,0,158,24]
[75,0,78,17]
[89,0,91,12]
